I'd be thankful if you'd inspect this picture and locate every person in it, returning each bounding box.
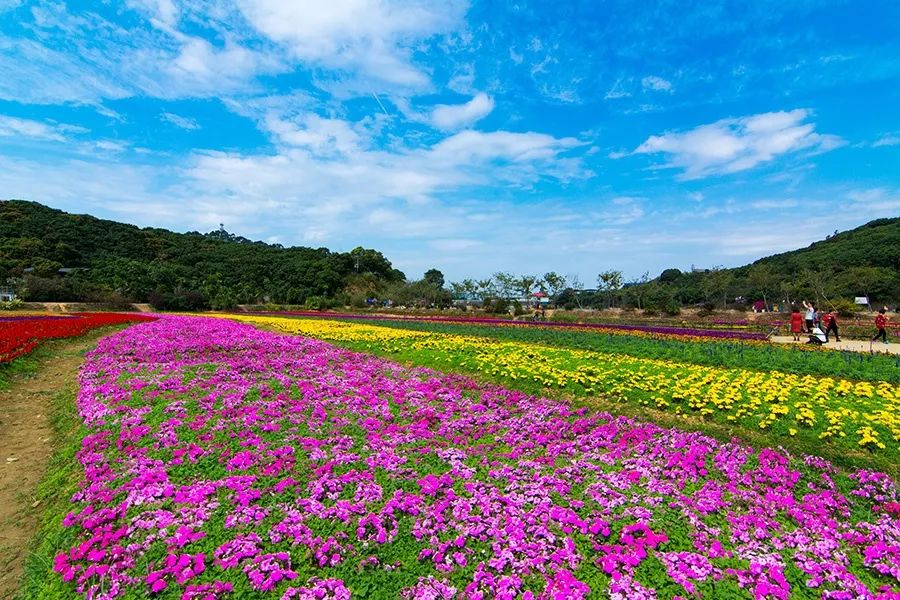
[802,300,816,333]
[807,323,827,345]
[790,306,803,342]
[871,307,889,346]
[823,310,840,342]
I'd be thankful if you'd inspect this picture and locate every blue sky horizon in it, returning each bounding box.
[1,1,899,283]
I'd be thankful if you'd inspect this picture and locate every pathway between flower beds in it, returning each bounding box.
[0,334,100,599]
[47,316,899,599]
[771,335,900,355]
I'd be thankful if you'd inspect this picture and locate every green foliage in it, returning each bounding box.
[422,268,445,289]
[0,201,405,309]
[0,298,24,310]
[634,218,900,307]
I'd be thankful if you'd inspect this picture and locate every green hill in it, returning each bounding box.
[649,217,900,309]
[0,200,404,309]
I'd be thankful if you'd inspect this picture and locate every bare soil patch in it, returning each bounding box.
[0,336,98,599]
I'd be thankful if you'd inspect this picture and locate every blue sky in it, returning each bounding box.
[1,0,899,283]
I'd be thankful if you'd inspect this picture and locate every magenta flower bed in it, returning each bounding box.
[50,316,898,598]
[252,311,768,341]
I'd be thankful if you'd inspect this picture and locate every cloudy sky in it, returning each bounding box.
[1,0,899,282]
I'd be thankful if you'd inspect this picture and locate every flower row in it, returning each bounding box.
[248,310,768,341]
[0,312,156,363]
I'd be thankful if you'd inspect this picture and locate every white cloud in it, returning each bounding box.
[0,2,284,104]
[429,129,580,165]
[236,0,468,89]
[127,0,179,27]
[847,188,900,211]
[873,134,900,148]
[604,77,630,100]
[641,75,672,91]
[750,199,799,209]
[632,109,844,179]
[262,113,363,155]
[160,112,200,130]
[430,93,494,130]
[0,115,75,141]
[604,196,645,224]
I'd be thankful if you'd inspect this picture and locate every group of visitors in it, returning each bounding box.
[789,301,890,347]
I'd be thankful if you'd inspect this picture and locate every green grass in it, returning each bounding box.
[0,350,45,389]
[18,379,86,599]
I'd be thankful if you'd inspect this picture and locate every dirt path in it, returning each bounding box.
[771,335,900,354]
[0,335,99,599]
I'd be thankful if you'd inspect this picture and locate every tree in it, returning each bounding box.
[844,266,881,306]
[659,268,682,284]
[517,275,538,300]
[626,271,651,309]
[747,263,777,310]
[30,257,63,278]
[493,272,517,299]
[542,272,568,306]
[597,270,624,308]
[423,268,445,289]
[701,267,734,308]
[475,278,495,302]
[568,274,585,309]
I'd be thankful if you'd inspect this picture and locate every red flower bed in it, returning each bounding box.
[0,313,157,363]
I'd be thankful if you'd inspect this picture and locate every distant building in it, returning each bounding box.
[690,264,710,274]
[0,287,16,301]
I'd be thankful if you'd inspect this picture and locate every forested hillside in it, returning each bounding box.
[638,217,900,309]
[0,200,404,309]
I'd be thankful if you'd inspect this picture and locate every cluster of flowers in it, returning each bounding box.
[53,316,899,598]
[0,312,156,363]
[250,311,768,341]
[222,315,900,455]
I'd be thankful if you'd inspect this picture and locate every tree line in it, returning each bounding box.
[2,201,897,312]
[1,201,404,310]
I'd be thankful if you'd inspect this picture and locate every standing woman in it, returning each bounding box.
[802,300,816,333]
[790,305,804,342]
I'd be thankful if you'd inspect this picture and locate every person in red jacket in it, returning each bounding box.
[871,307,888,346]
[823,310,840,342]
[790,306,803,342]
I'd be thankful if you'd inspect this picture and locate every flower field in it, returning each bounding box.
[0,313,156,363]
[249,311,768,341]
[220,315,900,467]
[38,316,900,599]
[331,317,900,384]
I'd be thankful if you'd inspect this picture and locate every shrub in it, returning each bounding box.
[304,296,330,311]
[831,298,862,318]
[0,298,24,310]
[491,298,509,315]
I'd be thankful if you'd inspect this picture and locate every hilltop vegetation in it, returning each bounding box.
[2,201,897,311]
[0,200,404,309]
[639,217,900,310]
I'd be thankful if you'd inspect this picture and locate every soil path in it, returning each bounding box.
[770,335,900,355]
[0,335,98,599]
